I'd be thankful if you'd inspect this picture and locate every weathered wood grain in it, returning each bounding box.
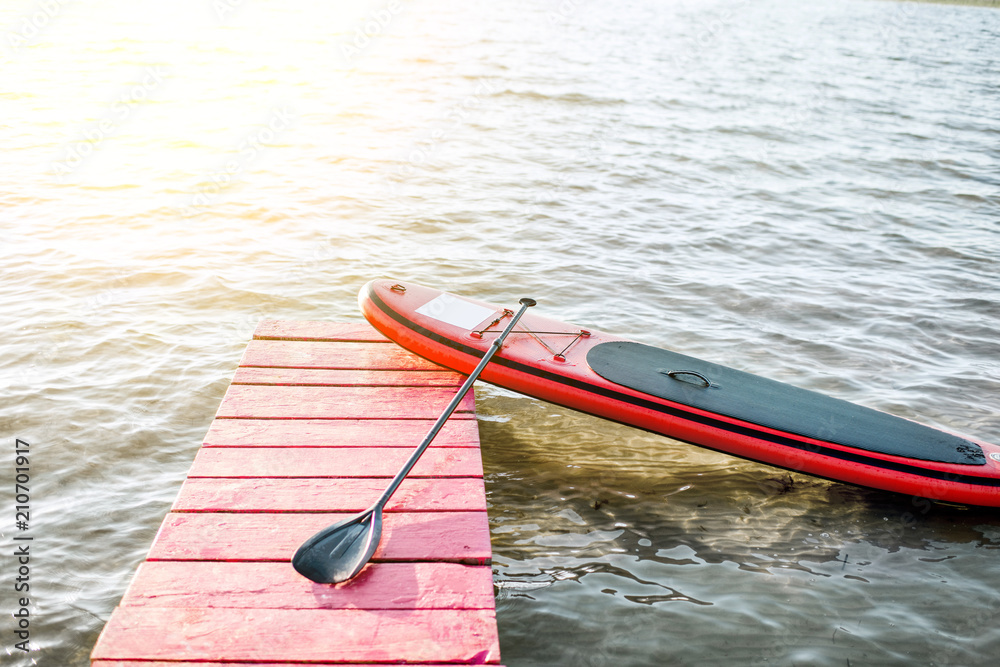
[231,367,463,387]
[239,340,443,370]
[172,477,488,512]
[253,320,389,342]
[91,607,501,663]
[188,447,483,478]
[93,320,502,666]
[202,418,482,448]
[146,511,492,563]
[216,385,476,419]
[121,561,496,610]
[94,662,499,667]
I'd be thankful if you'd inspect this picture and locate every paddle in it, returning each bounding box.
[292,296,537,583]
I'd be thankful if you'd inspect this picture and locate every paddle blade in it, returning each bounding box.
[291,507,382,583]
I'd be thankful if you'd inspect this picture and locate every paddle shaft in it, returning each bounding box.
[372,297,536,509]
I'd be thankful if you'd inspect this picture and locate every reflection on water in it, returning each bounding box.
[2,0,1000,665]
[480,388,1000,666]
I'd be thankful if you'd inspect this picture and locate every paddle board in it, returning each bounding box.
[359,279,1000,507]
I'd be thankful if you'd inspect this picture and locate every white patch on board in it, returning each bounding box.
[415,293,497,330]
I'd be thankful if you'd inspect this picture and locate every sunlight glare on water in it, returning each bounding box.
[2,0,1000,665]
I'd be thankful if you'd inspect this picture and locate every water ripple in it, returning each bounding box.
[3,0,1000,665]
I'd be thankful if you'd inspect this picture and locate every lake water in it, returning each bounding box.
[2,0,999,664]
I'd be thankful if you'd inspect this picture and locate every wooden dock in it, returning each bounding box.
[92,320,504,666]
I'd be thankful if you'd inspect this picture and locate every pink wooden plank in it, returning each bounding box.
[93,324,503,667]
[239,340,444,371]
[216,385,476,419]
[188,447,483,478]
[172,477,487,512]
[147,511,492,563]
[202,418,482,448]
[91,607,501,663]
[94,662,502,667]
[253,320,389,342]
[121,561,495,610]
[231,367,463,387]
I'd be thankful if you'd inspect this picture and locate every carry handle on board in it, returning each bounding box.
[660,368,716,388]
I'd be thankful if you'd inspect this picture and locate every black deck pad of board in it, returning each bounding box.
[587,341,984,466]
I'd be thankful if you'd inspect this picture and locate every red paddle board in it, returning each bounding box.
[360,279,1000,507]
